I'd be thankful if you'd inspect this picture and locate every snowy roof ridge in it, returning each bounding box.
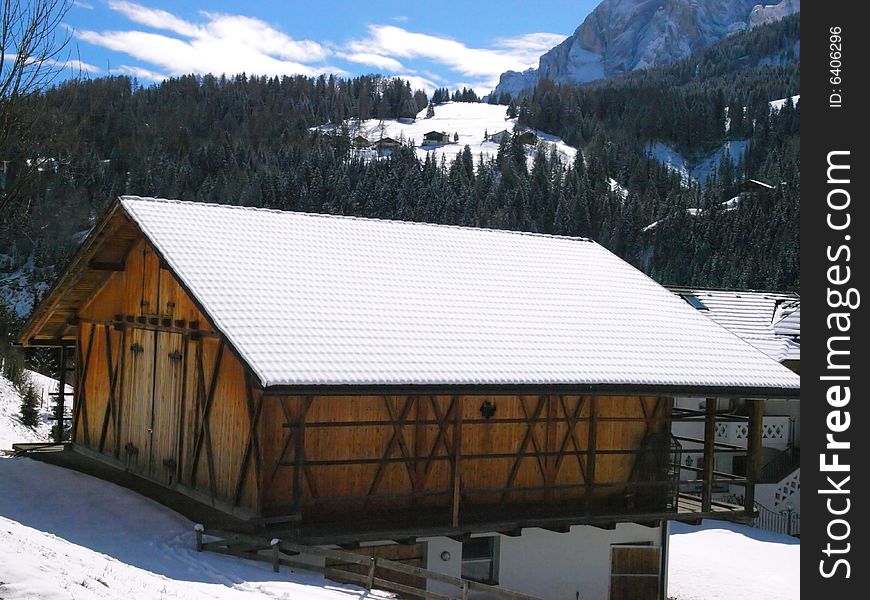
[119,196,800,392]
[119,195,595,244]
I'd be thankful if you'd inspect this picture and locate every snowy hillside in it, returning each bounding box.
[647,139,749,185]
[1,370,71,450]
[323,102,578,166]
[668,521,799,599]
[0,258,51,318]
[0,458,392,599]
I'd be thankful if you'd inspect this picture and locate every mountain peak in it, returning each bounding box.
[493,0,800,98]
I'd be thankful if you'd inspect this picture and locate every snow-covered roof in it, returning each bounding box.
[119,196,799,392]
[669,288,800,363]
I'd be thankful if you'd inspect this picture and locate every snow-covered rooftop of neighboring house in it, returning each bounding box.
[119,196,799,392]
[669,287,800,363]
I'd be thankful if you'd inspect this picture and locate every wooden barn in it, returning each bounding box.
[19,196,799,599]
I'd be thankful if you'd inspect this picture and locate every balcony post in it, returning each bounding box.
[701,398,716,512]
[744,399,765,513]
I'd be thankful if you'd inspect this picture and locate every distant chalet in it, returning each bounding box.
[487,129,537,146]
[351,135,371,149]
[423,131,452,145]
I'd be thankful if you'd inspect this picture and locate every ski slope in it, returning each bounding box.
[323,102,578,166]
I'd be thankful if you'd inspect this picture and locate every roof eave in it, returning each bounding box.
[260,382,800,400]
[17,199,126,346]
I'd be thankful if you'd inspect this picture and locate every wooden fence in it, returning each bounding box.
[195,526,543,600]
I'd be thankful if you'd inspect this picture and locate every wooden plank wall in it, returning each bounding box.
[73,238,260,512]
[261,394,668,519]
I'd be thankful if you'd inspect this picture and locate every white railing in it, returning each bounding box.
[772,468,800,510]
[714,416,792,450]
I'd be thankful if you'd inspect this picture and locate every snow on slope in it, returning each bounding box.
[1,370,73,450]
[647,139,749,185]
[770,94,800,111]
[0,257,51,318]
[327,102,577,166]
[668,521,799,599]
[0,458,391,599]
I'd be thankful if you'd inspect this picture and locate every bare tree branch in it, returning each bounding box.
[1,0,74,211]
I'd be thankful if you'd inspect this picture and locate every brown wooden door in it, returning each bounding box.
[609,545,660,600]
[148,331,184,484]
[121,327,154,474]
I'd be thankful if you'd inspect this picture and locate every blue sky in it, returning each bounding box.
[65,0,599,95]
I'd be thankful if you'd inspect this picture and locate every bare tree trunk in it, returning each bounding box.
[0,0,74,211]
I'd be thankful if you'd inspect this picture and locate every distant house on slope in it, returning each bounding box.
[373,136,402,156]
[487,130,538,146]
[422,131,451,145]
[669,287,801,535]
[19,197,798,600]
[487,129,511,144]
[351,135,371,149]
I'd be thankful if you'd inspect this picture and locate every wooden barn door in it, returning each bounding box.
[148,331,184,484]
[609,545,660,600]
[120,326,183,484]
[122,327,154,474]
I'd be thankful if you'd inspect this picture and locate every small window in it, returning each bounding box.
[680,294,709,311]
[461,536,498,585]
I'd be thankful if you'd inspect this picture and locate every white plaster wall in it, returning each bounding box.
[422,536,463,597]
[497,523,663,600]
[423,523,662,600]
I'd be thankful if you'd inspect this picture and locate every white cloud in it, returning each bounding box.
[394,74,439,95]
[18,55,101,74]
[77,1,344,79]
[114,64,167,82]
[492,32,568,64]
[72,3,566,94]
[339,52,407,73]
[346,25,565,89]
[108,1,199,37]
[73,1,94,9]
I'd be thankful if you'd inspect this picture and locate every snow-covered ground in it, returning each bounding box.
[0,457,392,599]
[668,521,799,600]
[0,259,51,318]
[0,370,71,450]
[647,139,749,186]
[769,94,800,111]
[320,102,578,166]
[1,373,798,600]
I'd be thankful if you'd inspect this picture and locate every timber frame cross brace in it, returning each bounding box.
[190,339,225,500]
[97,325,126,457]
[232,371,264,506]
[270,395,319,511]
[72,325,97,447]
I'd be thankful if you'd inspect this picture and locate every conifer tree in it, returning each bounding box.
[20,383,40,428]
